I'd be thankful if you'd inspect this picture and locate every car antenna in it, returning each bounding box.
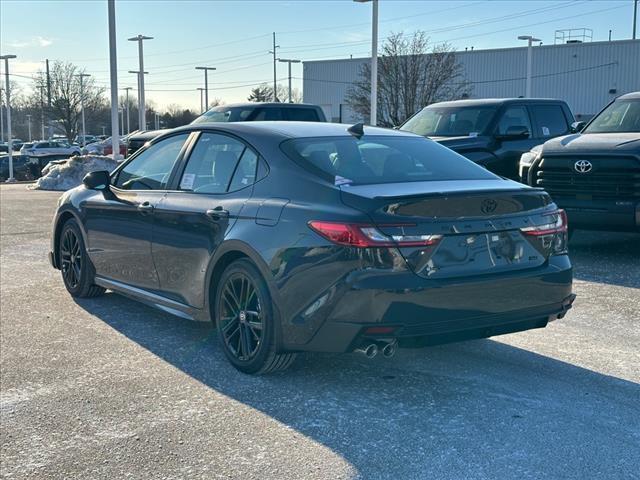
[347,122,364,139]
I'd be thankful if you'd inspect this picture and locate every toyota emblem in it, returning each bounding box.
[574,160,593,173]
[481,198,498,214]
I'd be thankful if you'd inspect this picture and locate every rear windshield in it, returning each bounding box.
[281,135,497,186]
[584,100,640,133]
[192,106,255,124]
[401,106,497,137]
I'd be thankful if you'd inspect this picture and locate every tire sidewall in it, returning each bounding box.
[59,219,93,297]
[215,259,278,374]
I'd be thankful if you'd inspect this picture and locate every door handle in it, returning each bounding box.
[205,207,229,221]
[137,202,154,215]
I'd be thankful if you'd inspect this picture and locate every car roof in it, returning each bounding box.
[214,102,322,109]
[170,121,419,140]
[425,98,567,108]
[617,91,640,100]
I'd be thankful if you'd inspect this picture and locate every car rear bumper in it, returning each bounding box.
[555,197,640,232]
[283,255,573,353]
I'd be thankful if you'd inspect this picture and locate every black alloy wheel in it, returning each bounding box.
[216,259,295,374]
[59,219,105,298]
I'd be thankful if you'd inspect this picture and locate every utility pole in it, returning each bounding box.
[0,87,4,143]
[354,0,378,125]
[277,58,301,103]
[634,0,638,39]
[122,86,132,134]
[197,87,205,113]
[128,34,153,132]
[39,85,45,140]
[76,73,91,146]
[1,54,17,182]
[26,114,32,141]
[269,32,280,102]
[518,35,540,98]
[108,0,120,158]
[195,66,216,111]
[46,59,52,140]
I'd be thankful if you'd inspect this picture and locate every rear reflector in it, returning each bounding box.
[308,221,442,248]
[520,209,568,236]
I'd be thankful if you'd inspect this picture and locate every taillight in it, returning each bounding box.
[520,209,567,236]
[308,221,442,248]
[520,209,568,255]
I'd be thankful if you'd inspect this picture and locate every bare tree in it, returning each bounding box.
[248,83,301,103]
[346,31,470,127]
[30,61,105,141]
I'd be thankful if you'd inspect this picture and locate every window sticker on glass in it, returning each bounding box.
[542,126,550,136]
[469,132,478,137]
[180,173,196,190]
[335,175,353,186]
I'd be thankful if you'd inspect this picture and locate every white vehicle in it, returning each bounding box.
[21,140,81,157]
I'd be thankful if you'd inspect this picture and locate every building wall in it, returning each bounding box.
[303,39,640,122]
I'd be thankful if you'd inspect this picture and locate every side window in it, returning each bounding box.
[37,143,49,149]
[178,132,246,194]
[228,149,258,191]
[253,108,283,121]
[497,106,532,137]
[114,133,189,190]
[285,108,319,122]
[531,105,569,137]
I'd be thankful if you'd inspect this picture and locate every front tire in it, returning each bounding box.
[59,219,105,298]
[215,259,295,374]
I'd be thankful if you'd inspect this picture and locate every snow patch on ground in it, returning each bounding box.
[28,155,118,191]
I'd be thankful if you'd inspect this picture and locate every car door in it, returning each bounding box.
[151,131,261,308]
[82,132,192,290]
[491,105,538,179]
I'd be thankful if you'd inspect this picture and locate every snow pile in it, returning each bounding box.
[29,155,119,191]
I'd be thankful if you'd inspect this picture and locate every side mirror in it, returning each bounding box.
[496,125,529,140]
[83,170,111,190]
[570,121,586,133]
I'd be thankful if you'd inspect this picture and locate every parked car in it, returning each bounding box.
[126,129,169,157]
[84,137,127,156]
[192,102,327,124]
[49,122,574,374]
[400,98,574,180]
[521,91,640,233]
[21,140,81,157]
[0,154,32,181]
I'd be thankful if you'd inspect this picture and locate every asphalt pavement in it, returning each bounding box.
[1,183,639,479]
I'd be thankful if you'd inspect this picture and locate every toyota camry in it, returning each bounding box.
[49,122,575,374]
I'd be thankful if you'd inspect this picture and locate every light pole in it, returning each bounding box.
[76,73,91,146]
[277,58,301,103]
[129,70,148,129]
[196,87,205,113]
[1,54,17,183]
[128,34,152,133]
[518,35,540,98]
[0,87,4,143]
[122,86,132,134]
[39,85,45,140]
[195,66,216,111]
[269,32,280,102]
[108,1,121,158]
[26,114,32,141]
[634,0,638,39]
[354,0,378,126]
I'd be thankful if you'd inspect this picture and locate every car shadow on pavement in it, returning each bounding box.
[570,230,640,288]
[75,292,640,479]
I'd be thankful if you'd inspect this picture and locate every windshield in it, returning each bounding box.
[401,106,497,137]
[281,135,497,186]
[192,106,255,124]
[584,100,640,134]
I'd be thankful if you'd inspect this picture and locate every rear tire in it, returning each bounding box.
[59,219,105,298]
[215,259,295,374]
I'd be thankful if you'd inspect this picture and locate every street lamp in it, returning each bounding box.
[108,1,121,159]
[1,54,17,183]
[26,114,32,141]
[76,73,91,146]
[196,87,205,113]
[122,86,132,134]
[277,58,301,103]
[195,66,216,111]
[354,0,378,126]
[518,35,540,98]
[129,70,148,129]
[128,34,153,132]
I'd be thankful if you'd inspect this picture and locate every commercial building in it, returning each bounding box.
[303,39,640,123]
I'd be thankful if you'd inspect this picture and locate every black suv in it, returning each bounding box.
[400,98,574,180]
[523,92,640,233]
[192,102,327,124]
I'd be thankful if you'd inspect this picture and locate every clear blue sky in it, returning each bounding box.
[1,0,635,110]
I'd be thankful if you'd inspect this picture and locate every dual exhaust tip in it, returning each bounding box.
[355,339,397,359]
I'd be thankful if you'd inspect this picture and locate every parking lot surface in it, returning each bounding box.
[1,183,639,479]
